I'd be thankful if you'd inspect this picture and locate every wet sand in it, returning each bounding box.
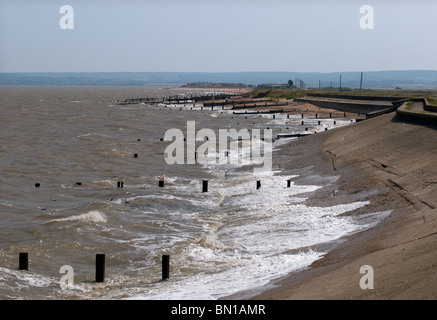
[233,111,437,299]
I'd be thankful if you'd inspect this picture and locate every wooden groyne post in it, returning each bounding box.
[162,254,170,280]
[95,254,105,283]
[19,252,28,270]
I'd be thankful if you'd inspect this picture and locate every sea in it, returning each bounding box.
[0,86,389,300]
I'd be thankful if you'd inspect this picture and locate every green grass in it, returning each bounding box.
[405,100,414,110]
[426,95,437,106]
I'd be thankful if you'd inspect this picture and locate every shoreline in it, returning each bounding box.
[226,111,437,299]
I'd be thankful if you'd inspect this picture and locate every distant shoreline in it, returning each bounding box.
[1,70,436,89]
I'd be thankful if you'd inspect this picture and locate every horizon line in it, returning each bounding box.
[2,69,437,74]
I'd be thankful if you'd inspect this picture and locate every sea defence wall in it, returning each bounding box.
[396,98,437,126]
[305,93,408,102]
[294,96,398,117]
[423,98,437,113]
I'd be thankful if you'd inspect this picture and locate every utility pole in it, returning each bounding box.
[339,75,342,91]
[360,72,363,91]
[319,80,321,90]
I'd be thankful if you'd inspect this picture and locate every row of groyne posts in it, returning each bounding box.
[116,177,290,193]
[33,177,288,191]
[117,94,355,138]
[116,93,243,106]
[117,95,357,123]
[25,178,295,282]
[16,252,169,283]
[117,93,291,111]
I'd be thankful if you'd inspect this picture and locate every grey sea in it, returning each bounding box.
[0,86,388,299]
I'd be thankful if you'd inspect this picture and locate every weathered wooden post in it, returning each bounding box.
[19,252,28,270]
[162,254,170,280]
[95,254,105,283]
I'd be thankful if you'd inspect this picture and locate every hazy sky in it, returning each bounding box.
[1,0,436,73]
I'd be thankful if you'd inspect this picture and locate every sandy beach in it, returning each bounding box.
[245,111,437,299]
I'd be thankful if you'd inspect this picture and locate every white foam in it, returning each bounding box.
[125,250,322,300]
[111,198,125,205]
[115,168,380,300]
[0,201,13,207]
[0,267,53,289]
[51,210,107,224]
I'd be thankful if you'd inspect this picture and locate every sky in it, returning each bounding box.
[1,0,436,73]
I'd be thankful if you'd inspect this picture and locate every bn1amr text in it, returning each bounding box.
[171,304,266,317]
